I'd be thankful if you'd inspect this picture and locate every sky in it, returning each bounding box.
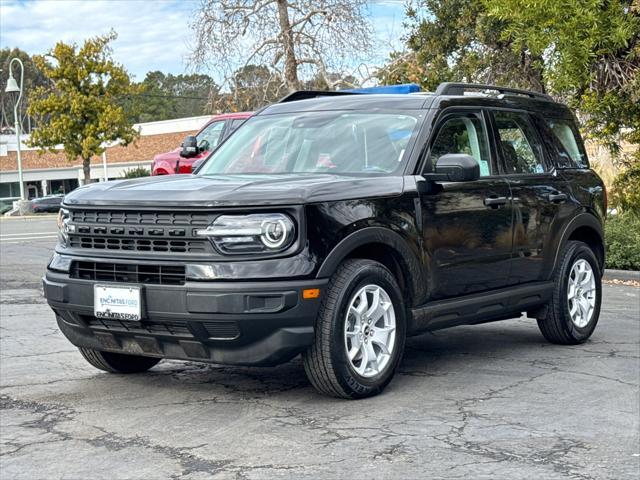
[0,0,408,82]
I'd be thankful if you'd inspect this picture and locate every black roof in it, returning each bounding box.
[258,82,570,117]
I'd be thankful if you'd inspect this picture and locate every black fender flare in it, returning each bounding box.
[316,226,427,305]
[548,212,605,277]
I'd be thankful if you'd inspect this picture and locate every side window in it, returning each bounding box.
[546,118,589,168]
[428,112,492,176]
[197,121,226,152]
[493,111,547,174]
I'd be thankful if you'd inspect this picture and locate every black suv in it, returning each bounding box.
[44,83,606,398]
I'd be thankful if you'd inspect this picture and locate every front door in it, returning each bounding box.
[419,110,514,300]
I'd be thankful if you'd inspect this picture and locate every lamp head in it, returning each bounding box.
[4,76,20,94]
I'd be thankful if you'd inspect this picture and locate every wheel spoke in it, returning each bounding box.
[356,342,369,375]
[366,288,380,317]
[578,297,590,323]
[365,341,378,373]
[348,343,362,361]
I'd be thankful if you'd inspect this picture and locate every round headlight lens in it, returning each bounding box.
[261,218,288,248]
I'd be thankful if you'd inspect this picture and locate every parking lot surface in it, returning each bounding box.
[1,217,639,479]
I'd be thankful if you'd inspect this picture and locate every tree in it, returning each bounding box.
[27,32,141,183]
[377,0,546,92]
[190,0,371,92]
[134,71,219,122]
[0,48,49,133]
[484,0,639,152]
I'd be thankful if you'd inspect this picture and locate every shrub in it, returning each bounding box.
[121,166,150,179]
[605,213,640,271]
[609,159,640,216]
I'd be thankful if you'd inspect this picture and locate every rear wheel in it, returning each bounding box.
[537,241,602,344]
[78,347,161,373]
[303,259,406,399]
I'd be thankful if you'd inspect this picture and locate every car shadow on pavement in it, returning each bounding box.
[67,318,557,400]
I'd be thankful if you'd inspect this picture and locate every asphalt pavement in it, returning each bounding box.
[1,217,639,480]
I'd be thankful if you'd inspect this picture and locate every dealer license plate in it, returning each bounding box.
[94,284,142,322]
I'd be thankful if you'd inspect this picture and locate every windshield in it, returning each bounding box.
[198,111,420,175]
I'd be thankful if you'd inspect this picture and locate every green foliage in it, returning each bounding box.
[120,166,150,179]
[133,71,219,122]
[483,0,639,155]
[27,31,141,183]
[605,212,640,270]
[377,0,546,92]
[610,159,640,215]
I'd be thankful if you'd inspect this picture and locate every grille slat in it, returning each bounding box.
[69,236,206,253]
[71,261,186,285]
[70,210,212,226]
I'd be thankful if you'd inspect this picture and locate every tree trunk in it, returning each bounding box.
[276,0,300,91]
[83,158,91,185]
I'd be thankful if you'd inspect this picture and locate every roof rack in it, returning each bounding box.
[435,82,552,101]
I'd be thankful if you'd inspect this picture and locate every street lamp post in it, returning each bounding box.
[5,58,25,200]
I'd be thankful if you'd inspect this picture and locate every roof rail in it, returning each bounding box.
[435,82,552,101]
[278,90,356,103]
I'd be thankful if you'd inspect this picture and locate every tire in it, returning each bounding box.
[78,347,161,373]
[303,259,407,399]
[537,240,602,345]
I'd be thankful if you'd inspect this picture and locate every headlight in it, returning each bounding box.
[197,213,295,254]
[56,208,74,246]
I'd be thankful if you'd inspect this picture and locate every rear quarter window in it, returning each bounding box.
[545,118,589,168]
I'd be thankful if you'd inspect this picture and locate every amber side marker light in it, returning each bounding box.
[303,288,321,299]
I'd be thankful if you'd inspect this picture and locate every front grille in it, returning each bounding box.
[71,261,186,285]
[69,236,208,253]
[70,210,213,226]
[81,316,193,337]
[67,209,216,255]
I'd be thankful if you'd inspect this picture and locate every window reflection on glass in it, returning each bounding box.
[198,112,419,175]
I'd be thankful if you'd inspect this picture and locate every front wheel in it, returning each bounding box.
[537,241,602,344]
[303,259,406,399]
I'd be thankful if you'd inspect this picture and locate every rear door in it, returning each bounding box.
[489,109,575,284]
[419,109,514,300]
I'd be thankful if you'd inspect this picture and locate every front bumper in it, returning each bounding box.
[44,270,326,366]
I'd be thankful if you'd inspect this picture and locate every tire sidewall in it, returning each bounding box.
[328,262,406,397]
[558,243,602,340]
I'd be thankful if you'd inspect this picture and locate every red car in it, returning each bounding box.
[151,112,252,175]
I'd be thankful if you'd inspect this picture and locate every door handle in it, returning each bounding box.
[546,192,568,203]
[484,196,509,208]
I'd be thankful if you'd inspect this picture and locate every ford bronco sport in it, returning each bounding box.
[44,83,606,399]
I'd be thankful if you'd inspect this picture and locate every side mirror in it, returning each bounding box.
[428,154,480,182]
[180,135,199,158]
[192,158,205,171]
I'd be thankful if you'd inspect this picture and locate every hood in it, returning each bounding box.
[63,174,405,208]
[153,148,181,162]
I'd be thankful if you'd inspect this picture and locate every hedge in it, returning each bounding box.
[605,213,640,271]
